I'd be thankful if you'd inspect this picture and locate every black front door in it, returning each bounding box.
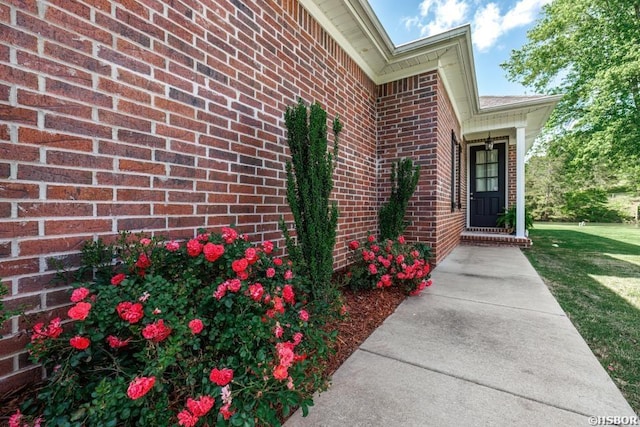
[470,143,505,227]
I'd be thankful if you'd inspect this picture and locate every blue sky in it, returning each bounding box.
[367,0,551,96]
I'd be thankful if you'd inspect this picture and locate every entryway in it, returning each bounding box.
[469,143,505,227]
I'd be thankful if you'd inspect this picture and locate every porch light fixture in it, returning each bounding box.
[485,133,494,151]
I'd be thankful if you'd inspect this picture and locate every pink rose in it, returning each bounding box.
[117,302,144,324]
[245,247,258,264]
[368,235,375,242]
[273,258,283,266]
[31,317,63,341]
[142,319,172,343]
[262,240,274,254]
[284,270,293,280]
[214,283,227,300]
[231,258,248,273]
[177,410,198,427]
[68,302,91,321]
[165,240,180,251]
[273,364,288,380]
[273,296,284,314]
[219,403,235,420]
[186,239,203,257]
[203,243,225,262]
[221,227,238,244]
[282,285,295,304]
[248,283,264,302]
[127,376,155,400]
[70,287,90,303]
[186,395,215,417]
[106,335,131,349]
[111,273,126,286]
[368,264,378,275]
[188,319,204,334]
[135,253,151,269]
[209,368,233,386]
[299,309,309,322]
[348,240,359,250]
[274,322,284,338]
[140,238,152,246]
[69,335,90,350]
[266,267,276,278]
[226,279,242,292]
[276,341,295,367]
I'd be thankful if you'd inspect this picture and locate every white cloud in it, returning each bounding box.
[419,0,436,17]
[401,0,551,51]
[404,0,469,39]
[472,0,552,51]
[472,3,502,51]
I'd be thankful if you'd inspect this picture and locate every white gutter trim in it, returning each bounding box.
[478,95,563,114]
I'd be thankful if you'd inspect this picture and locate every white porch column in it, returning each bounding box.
[516,127,526,238]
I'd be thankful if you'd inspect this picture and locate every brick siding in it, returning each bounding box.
[0,0,381,391]
[376,73,464,263]
[0,0,465,390]
[508,142,516,207]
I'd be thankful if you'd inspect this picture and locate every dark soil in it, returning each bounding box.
[323,286,406,374]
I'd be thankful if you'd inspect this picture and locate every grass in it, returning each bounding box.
[524,223,640,413]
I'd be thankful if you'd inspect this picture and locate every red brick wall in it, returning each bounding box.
[0,0,380,391]
[377,73,438,251]
[433,75,465,262]
[508,142,516,207]
[376,72,463,263]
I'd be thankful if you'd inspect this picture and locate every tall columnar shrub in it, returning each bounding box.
[280,100,342,304]
[379,158,420,240]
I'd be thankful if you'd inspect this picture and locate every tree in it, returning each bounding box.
[280,100,342,304]
[525,155,567,220]
[503,0,640,178]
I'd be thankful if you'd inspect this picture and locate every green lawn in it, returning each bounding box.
[524,223,640,413]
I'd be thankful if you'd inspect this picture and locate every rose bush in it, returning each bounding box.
[346,235,433,295]
[19,227,338,426]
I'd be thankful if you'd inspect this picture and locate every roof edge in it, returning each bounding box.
[478,94,563,114]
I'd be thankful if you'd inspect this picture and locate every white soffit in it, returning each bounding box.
[300,0,559,146]
[300,0,476,87]
[465,95,563,150]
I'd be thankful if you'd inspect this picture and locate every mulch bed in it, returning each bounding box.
[0,286,406,421]
[323,286,406,375]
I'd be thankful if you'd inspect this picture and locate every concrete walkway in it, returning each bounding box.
[286,245,637,426]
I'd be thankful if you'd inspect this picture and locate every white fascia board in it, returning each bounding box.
[298,0,380,81]
[478,95,563,114]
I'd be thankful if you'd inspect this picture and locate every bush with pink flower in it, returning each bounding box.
[346,235,433,295]
[18,227,338,426]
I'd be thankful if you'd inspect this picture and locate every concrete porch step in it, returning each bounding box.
[461,228,532,248]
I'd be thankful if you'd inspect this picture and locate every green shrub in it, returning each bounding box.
[0,282,20,339]
[379,158,420,241]
[345,235,432,295]
[280,99,342,305]
[496,205,534,231]
[17,228,338,427]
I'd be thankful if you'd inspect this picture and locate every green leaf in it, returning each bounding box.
[70,408,86,421]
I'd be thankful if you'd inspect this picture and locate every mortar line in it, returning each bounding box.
[359,348,594,419]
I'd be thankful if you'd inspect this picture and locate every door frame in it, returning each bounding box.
[466,139,509,228]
